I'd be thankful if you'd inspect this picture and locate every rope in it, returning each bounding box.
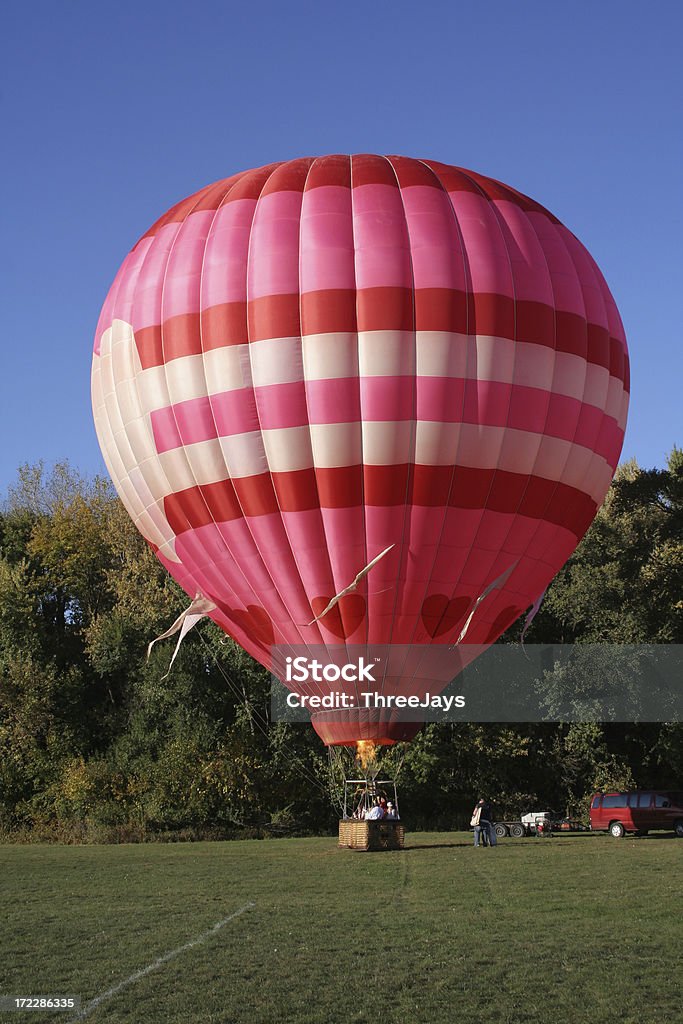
[195,628,329,798]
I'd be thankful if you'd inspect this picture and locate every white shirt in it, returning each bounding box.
[365,806,384,819]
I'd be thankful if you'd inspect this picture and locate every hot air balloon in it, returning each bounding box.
[91,155,628,804]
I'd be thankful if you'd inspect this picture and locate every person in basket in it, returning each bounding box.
[365,798,386,820]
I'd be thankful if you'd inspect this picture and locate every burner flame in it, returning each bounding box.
[355,740,378,770]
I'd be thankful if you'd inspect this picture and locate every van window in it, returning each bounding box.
[655,794,671,808]
[591,796,601,808]
[628,793,639,807]
[602,794,628,809]
[638,793,653,807]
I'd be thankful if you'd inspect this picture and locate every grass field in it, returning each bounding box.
[1,831,680,1024]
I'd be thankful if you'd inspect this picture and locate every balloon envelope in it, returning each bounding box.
[91,155,629,744]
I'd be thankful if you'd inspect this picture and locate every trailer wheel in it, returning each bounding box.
[674,820,683,838]
[494,823,507,838]
[609,821,626,838]
[509,823,525,838]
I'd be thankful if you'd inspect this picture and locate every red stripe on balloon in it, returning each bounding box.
[133,288,628,385]
[260,157,313,195]
[303,154,351,190]
[131,158,567,248]
[163,465,596,538]
[136,178,241,243]
[421,160,562,222]
[135,164,282,243]
[134,323,164,369]
[300,289,358,334]
[247,293,302,342]
[351,153,403,188]
[164,475,280,535]
[202,302,250,349]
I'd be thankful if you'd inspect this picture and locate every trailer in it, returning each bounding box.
[493,811,553,838]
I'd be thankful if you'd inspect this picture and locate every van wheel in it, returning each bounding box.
[674,820,683,838]
[609,821,626,838]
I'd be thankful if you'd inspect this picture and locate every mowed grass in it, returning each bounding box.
[1,832,680,1024]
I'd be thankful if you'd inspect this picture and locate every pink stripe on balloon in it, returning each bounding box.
[202,199,258,307]
[361,376,414,420]
[526,212,588,318]
[161,211,217,321]
[491,200,555,305]
[299,186,356,292]
[248,191,304,299]
[212,387,262,436]
[306,377,361,423]
[352,184,413,289]
[151,375,624,465]
[255,380,309,430]
[556,225,610,326]
[446,190,515,298]
[151,389,258,452]
[130,223,185,333]
[110,239,157,329]
[399,186,468,291]
[151,395,212,452]
[95,240,154,353]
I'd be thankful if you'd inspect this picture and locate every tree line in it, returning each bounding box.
[0,452,681,841]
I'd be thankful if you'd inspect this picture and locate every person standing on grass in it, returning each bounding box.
[471,798,496,847]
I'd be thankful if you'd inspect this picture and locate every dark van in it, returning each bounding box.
[590,791,683,838]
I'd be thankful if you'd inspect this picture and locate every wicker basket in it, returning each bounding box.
[338,819,405,851]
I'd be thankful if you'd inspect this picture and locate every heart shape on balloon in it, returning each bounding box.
[421,594,472,639]
[484,605,521,645]
[311,594,367,639]
[217,603,275,648]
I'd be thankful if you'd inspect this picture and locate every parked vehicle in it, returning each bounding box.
[590,790,683,838]
[494,811,553,838]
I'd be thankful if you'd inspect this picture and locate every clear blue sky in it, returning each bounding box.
[2,1,681,496]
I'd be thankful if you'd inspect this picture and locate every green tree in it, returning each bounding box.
[527,448,683,644]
